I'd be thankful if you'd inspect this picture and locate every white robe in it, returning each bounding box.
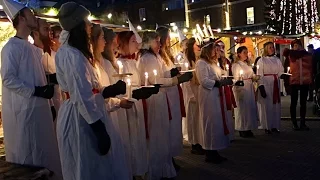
[1,37,62,179]
[181,59,202,145]
[116,57,148,176]
[100,59,133,177]
[138,52,176,179]
[55,44,128,180]
[195,59,230,150]
[42,50,62,112]
[232,61,258,131]
[257,56,283,130]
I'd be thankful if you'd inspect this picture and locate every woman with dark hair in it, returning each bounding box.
[156,27,193,169]
[116,31,159,179]
[195,41,233,164]
[232,46,258,138]
[138,31,192,179]
[183,37,204,155]
[55,2,128,179]
[257,42,285,134]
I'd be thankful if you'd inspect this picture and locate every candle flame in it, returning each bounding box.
[226,64,229,69]
[153,69,157,76]
[240,70,244,75]
[185,62,189,68]
[145,72,148,77]
[117,60,123,67]
[256,65,259,70]
[127,78,131,85]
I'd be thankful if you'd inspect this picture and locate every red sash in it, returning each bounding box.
[223,86,237,110]
[264,74,280,104]
[64,88,100,99]
[177,85,186,117]
[219,87,230,135]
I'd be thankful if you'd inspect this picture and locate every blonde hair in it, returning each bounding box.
[262,42,275,57]
[141,31,159,50]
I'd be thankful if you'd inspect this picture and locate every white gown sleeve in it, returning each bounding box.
[256,58,265,87]
[62,52,103,124]
[1,45,35,98]
[195,60,216,90]
[139,53,176,86]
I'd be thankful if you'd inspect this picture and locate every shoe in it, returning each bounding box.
[191,144,205,155]
[271,128,280,133]
[292,124,300,131]
[247,130,255,137]
[265,129,272,134]
[239,131,245,137]
[239,131,250,138]
[300,124,310,131]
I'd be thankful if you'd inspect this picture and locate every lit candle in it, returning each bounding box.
[185,62,189,70]
[252,63,254,68]
[203,24,210,37]
[226,64,229,77]
[177,55,182,62]
[217,62,220,67]
[153,69,157,84]
[287,67,290,73]
[240,69,244,80]
[127,78,132,98]
[256,65,260,70]
[117,61,123,74]
[196,24,205,38]
[144,72,148,86]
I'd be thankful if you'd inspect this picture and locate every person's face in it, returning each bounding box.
[38,20,50,40]
[52,30,61,48]
[21,8,37,30]
[181,40,188,51]
[238,49,248,61]
[293,43,302,50]
[267,44,275,56]
[97,31,106,53]
[85,19,93,36]
[151,37,161,54]
[193,42,201,53]
[110,37,118,53]
[128,35,139,54]
[211,45,220,59]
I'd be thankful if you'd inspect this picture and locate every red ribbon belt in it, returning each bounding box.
[223,86,237,110]
[64,88,100,99]
[177,85,186,117]
[264,74,280,104]
[219,87,230,135]
[142,99,149,139]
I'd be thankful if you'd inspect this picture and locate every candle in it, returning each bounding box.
[127,78,132,98]
[217,62,220,67]
[287,67,290,73]
[240,70,244,80]
[117,61,123,74]
[226,64,229,77]
[256,65,260,70]
[196,24,205,38]
[177,55,182,62]
[203,24,210,37]
[153,69,157,84]
[144,72,148,86]
[252,63,254,68]
[185,62,189,70]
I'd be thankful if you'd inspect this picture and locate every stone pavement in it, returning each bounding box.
[175,96,320,180]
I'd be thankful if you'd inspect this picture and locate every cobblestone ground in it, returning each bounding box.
[176,121,320,179]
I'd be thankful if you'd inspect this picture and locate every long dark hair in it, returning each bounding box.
[117,31,134,56]
[68,21,93,64]
[185,38,197,67]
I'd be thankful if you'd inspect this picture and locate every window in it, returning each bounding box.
[139,8,146,22]
[246,7,254,24]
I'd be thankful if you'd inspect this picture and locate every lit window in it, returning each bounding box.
[246,7,254,24]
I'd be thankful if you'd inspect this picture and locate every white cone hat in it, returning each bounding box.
[0,0,25,21]
[128,19,142,43]
[177,28,186,43]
